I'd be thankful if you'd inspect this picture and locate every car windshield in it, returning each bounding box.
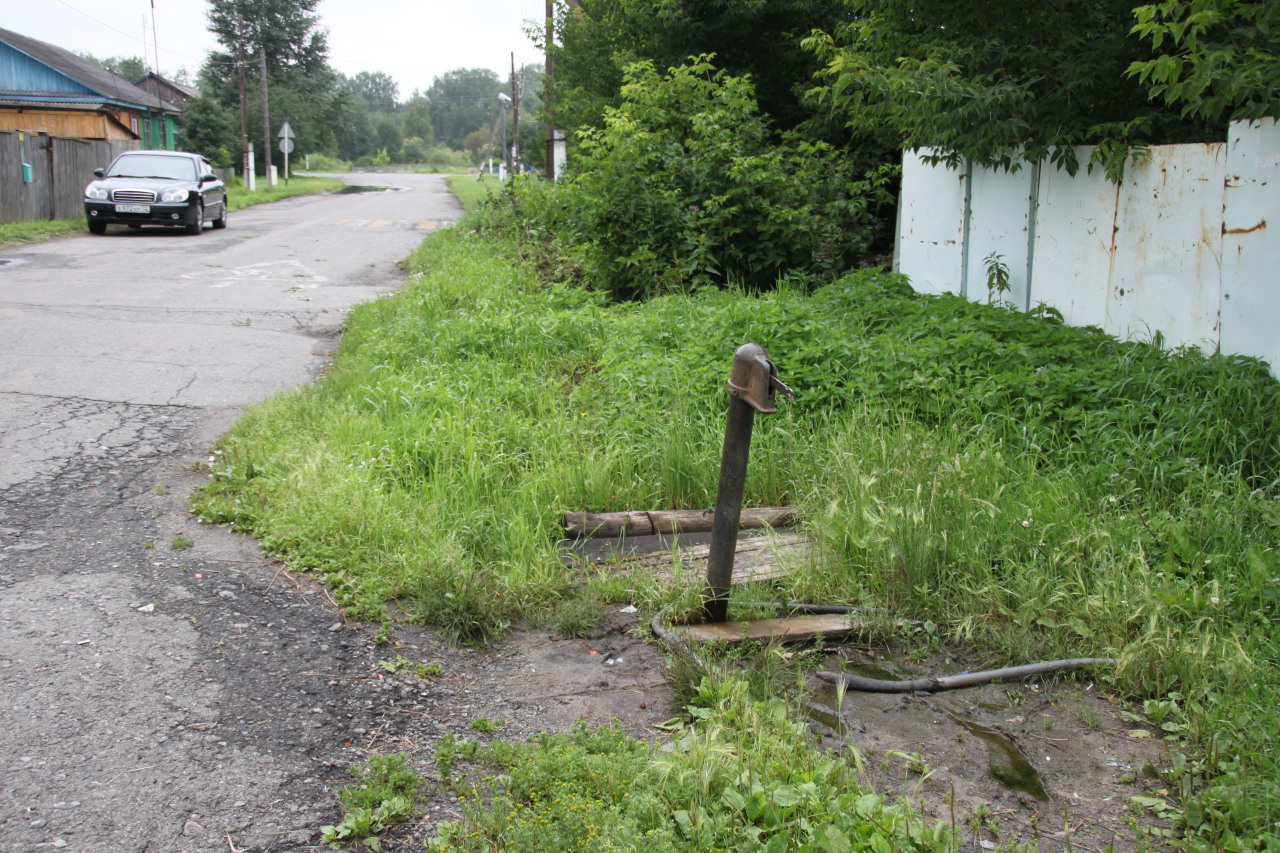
[106,155,197,181]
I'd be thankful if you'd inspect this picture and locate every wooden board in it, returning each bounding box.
[564,507,797,539]
[610,533,811,586]
[670,613,855,644]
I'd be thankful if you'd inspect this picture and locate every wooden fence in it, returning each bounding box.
[0,132,137,223]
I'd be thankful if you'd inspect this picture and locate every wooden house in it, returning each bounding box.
[0,25,180,149]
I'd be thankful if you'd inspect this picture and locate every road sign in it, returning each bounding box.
[279,138,295,154]
[278,122,295,139]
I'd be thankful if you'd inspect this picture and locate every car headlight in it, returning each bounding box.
[160,188,190,202]
[85,184,108,200]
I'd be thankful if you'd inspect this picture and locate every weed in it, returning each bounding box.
[322,753,422,850]
[171,535,193,550]
[469,717,503,734]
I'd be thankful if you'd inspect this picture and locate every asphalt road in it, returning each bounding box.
[0,173,464,852]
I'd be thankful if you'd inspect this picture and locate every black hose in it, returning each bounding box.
[816,658,1116,694]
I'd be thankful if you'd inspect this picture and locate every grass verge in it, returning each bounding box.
[226,175,345,210]
[194,221,1280,849]
[445,174,503,213]
[0,219,86,249]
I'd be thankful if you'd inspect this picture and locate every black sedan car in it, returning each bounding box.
[84,150,228,235]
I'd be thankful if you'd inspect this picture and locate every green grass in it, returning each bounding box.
[430,681,953,852]
[0,219,85,249]
[445,174,503,213]
[226,175,345,210]
[194,222,1280,849]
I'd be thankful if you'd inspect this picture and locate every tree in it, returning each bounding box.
[374,116,403,160]
[206,0,329,73]
[180,98,238,165]
[804,0,1218,178]
[77,54,146,82]
[201,0,340,170]
[1127,0,1280,121]
[347,71,399,113]
[426,68,503,149]
[542,0,849,142]
[402,91,433,145]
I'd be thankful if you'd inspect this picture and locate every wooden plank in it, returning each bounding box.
[612,533,811,586]
[670,613,855,644]
[563,507,797,539]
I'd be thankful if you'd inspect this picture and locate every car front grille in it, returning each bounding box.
[111,189,157,203]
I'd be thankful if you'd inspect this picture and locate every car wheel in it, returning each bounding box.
[212,204,228,230]
[87,220,106,235]
[186,204,204,235]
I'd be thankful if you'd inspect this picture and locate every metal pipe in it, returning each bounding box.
[701,344,792,622]
[702,393,755,622]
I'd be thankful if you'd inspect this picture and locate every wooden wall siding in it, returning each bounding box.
[0,109,135,140]
[0,131,137,223]
[0,41,96,95]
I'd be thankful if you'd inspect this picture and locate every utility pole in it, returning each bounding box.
[259,45,272,184]
[510,53,520,175]
[237,26,253,191]
[544,0,555,181]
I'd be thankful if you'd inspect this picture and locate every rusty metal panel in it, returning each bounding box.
[1029,148,1117,329]
[895,149,966,295]
[1106,142,1225,352]
[963,164,1033,307]
[1221,118,1280,373]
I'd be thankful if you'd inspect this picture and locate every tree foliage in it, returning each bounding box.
[1127,0,1280,121]
[426,68,503,150]
[347,71,400,113]
[200,0,340,169]
[804,0,1219,178]
[508,58,892,299]
[77,54,147,82]
[542,0,848,142]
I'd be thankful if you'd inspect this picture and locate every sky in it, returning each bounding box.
[4,0,543,99]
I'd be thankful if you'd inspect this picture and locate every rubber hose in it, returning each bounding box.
[649,603,1114,694]
[816,658,1116,694]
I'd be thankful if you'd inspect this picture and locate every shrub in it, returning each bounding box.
[512,57,893,299]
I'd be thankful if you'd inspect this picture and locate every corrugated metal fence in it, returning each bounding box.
[0,132,137,223]
[896,118,1279,372]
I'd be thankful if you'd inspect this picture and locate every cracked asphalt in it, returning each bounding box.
[0,174,465,852]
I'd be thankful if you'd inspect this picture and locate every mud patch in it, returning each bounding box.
[804,645,1172,851]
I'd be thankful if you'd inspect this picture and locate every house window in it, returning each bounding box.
[131,116,139,135]
[143,118,151,145]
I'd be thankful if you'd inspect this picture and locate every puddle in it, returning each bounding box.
[818,650,1050,802]
[840,661,902,682]
[0,258,29,269]
[802,700,848,736]
[334,185,406,194]
[949,713,1049,801]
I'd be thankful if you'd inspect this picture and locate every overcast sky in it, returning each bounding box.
[5,0,542,98]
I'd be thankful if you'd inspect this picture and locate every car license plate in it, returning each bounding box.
[115,204,150,213]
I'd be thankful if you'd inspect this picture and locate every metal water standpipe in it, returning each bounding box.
[701,343,794,622]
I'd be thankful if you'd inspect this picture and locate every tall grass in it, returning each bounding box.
[194,223,1280,848]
